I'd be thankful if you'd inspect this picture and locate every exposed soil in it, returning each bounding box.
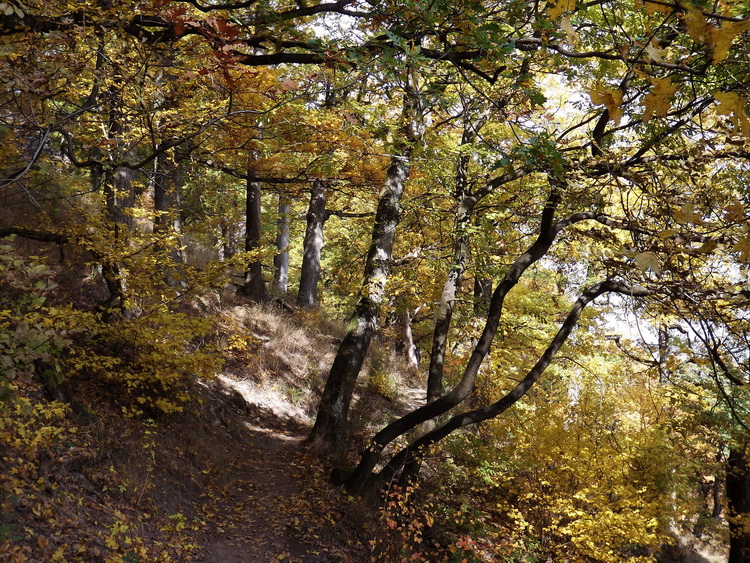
[188,390,360,562]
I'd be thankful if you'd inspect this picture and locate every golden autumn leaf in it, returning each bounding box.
[725,200,746,223]
[714,91,750,134]
[681,4,714,43]
[674,202,705,225]
[549,0,576,21]
[643,77,679,122]
[589,84,623,124]
[645,0,673,16]
[635,252,661,276]
[645,39,667,64]
[709,19,750,64]
[733,237,750,262]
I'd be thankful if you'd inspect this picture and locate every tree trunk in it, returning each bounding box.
[347,280,650,494]
[297,180,327,308]
[727,447,750,563]
[239,173,269,302]
[473,276,492,315]
[101,166,135,315]
[153,146,185,285]
[426,195,477,402]
[400,308,419,372]
[426,114,485,403]
[308,155,411,455]
[273,194,291,295]
[344,184,564,491]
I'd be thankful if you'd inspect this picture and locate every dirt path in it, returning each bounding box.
[189,396,360,562]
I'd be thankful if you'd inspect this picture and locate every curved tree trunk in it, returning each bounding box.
[345,182,565,490]
[297,180,327,308]
[346,279,651,493]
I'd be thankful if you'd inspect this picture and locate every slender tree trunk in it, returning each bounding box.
[309,82,424,456]
[426,114,486,402]
[297,180,327,308]
[727,447,750,563]
[273,194,291,295]
[426,195,477,402]
[217,222,234,262]
[473,276,492,315]
[400,308,419,372]
[344,183,563,491]
[101,166,135,315]
[309,155,411,454]
[153,146,185,285]
[239,172,269,302]
[347,280,650,493]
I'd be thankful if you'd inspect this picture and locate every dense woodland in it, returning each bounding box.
[3,0,750,560]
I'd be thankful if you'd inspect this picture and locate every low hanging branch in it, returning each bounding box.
[346,279,652,493]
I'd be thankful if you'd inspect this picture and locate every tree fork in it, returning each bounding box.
[348,279,652,493]
[343,183,564,489]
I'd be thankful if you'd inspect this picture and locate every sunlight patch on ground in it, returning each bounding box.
[218,374,312,425]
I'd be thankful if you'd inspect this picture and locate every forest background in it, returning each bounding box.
[2,0,750,560]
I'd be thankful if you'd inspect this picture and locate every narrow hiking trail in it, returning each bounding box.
[189,389,364,562]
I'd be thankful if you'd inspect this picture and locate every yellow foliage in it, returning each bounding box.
[549,0,576,21]
[714,90,750,134]
[645,0,673,16]
[709,19,750,64]
[643,77,679,122]
[589,83,623,124]
[682,4,714,43]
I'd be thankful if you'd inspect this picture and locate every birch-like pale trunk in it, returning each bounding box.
[297,180,327,308]
[272,194,291,295]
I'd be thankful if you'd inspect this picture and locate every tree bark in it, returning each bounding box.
[239,172,269,302]
[426,194,476,402]
[272,194,291,295]
[343,184,562,487]
[153,146,185,285]
[101,166,135,315]
[473,276,492,315]
[426,113,486,403]
[346,279,651,493]
[297,180,327,308]
[308,155,411,455]
[727,447,750,563]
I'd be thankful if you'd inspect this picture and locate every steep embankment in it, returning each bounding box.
[2,301,387,562]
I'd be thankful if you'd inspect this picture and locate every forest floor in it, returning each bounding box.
[3,301,416,562]
[185,378,368,562]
